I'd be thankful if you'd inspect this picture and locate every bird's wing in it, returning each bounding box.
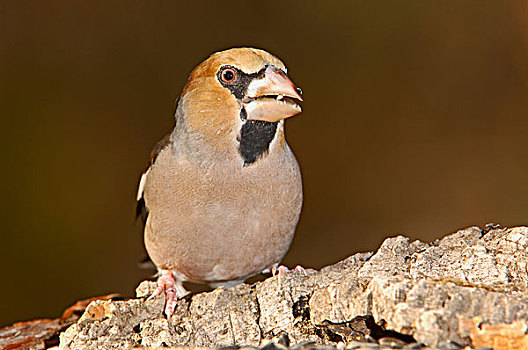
[136,133,172,225]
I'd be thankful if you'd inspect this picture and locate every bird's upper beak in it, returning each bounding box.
[243,66,303,123]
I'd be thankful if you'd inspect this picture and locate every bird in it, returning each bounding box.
[136,47,304,319]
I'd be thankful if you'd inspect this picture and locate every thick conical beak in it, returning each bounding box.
[243,66,303,123]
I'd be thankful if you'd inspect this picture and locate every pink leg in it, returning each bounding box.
[293,265,308,275]
[148,269,188,320]
[269,264,308,287]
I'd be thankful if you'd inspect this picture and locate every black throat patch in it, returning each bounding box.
[238,119,278,166]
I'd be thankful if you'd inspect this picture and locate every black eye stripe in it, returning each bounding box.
[217,65,266,100]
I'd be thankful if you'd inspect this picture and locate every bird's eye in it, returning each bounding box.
[220,68,236,83]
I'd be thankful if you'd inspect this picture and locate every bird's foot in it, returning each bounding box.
[148,269,188,320]
[266,264,307,288]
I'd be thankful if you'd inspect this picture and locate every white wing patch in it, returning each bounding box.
[136,169,150,201]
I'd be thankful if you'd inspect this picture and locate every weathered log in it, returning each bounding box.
[5,225,528,349]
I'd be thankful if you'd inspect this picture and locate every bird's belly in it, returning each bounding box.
[145,171,302,283]
[186,206,293,282]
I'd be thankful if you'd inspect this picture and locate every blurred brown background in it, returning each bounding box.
[1,1,527,327]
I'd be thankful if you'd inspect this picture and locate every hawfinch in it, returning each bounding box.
[136,48,303,318]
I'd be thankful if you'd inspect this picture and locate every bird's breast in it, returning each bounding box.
[144,143,302,283]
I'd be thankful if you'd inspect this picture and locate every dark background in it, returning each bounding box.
[1,1,527,327]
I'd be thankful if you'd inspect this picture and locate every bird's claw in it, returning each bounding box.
[269,264,307,288]
[293,265,308,275]
[148,269,188,320]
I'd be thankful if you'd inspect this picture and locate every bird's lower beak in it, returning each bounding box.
[243,66,303,123]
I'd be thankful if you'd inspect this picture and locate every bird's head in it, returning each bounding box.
[175,48,302,164]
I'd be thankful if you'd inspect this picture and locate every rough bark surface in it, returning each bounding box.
[0,294,118,350]
[6,225,528,349]
[55,226,528,349]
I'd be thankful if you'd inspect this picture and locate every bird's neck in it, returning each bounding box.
[173,102,286,167]
[172,119,285,168]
